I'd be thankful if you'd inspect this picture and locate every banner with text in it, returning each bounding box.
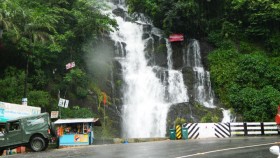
[0,101,41,120]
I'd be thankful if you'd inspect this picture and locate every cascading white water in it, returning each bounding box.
[166,40,189,104]
[106,1,233,137]
[109,10,167,138]
[221,109,231,123]
[108,1,188,138]
[185,40,215,108]
[184,40,232,122]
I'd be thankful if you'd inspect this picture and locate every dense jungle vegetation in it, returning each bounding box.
[127,0,280,121]
[0,0,118,137]
[0,0,279,133]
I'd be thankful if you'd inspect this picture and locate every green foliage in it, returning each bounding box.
[236,53,269,88]
[230,86,280,121]
[76,86,88,98]
[115,80,122,88]
[62,68,89,99]
[209,41,280,121]
[61,106,95,119]
[224,0,280,49]
[128,0,279,51]
[0,0,116,115]
[267,33,280,56]
[63,68,86,84]
[209,49,240,107]
[127,0,203,36]
[0,67,25,104]
[174,117,186,125]
[200,112,219,123]
[30,69,48,89]
[27,90,51,108]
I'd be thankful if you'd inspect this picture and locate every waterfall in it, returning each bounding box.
[184,40,232,121]
[221,108,235,123]
[109,8,167,138]
[105,1,232,138]
[184,40,215,108]
[166,40,189,104]
[108,1,188,138]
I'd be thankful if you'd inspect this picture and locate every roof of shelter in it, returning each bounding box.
[54,118,101,126]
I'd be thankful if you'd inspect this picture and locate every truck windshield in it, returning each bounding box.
[0,123,5,135]
[9,121,20,131]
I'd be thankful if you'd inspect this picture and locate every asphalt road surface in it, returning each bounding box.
[4,136,280,158]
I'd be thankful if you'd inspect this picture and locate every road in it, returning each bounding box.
[4,136,280,158]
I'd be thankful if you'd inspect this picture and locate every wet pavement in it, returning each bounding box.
[3,136,280,158]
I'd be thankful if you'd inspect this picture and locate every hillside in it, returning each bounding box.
[0,0,280,137]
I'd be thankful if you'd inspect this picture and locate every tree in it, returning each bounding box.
[16,4,59,99]
[0,67,25,104]
[61,106,95,118]
[0,0,22,41]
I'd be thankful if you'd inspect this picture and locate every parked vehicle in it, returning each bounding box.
[0,113,56,155]
[270,146,280,158]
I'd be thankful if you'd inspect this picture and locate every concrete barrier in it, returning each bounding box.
[92,137,168,145]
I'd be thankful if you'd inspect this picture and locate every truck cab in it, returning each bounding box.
[0,113,56,155]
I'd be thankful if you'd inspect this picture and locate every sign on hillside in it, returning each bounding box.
[66,62,75,70]
[168,34,184,42]
[58,98,69,108]
[51,111,59,118]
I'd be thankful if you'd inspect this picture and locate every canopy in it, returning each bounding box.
[0,117,8,122]
[54,118,101,126]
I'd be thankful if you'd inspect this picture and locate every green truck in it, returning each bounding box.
[0,113,56,155]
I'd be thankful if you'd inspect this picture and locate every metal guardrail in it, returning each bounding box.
[182,122,279,139]
[230,122,279,136]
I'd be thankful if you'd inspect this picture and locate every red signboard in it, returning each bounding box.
[168,34,184,42]
[102,92,107,105]
[276,114,280,124]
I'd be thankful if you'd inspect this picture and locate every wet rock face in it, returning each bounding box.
[144,34,168,67]
[170,40,214,71]
[110,0,124,5]
[112,7,133,22]
[165,39,222,126]
[198,40,214,71]
[181,66,194,102]
[109,38,218,135]
[167,101,223,131]
[170,42,185,70]
[112,8,126,18]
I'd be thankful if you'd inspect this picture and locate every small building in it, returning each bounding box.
[54,118,101,147]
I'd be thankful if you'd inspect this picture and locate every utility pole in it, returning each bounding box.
[102,92,107,144]
[22,54,29,106]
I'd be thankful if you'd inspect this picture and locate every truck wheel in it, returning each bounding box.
[29,136,46,152]
[42,139,49,151]
[0,150,3,156]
